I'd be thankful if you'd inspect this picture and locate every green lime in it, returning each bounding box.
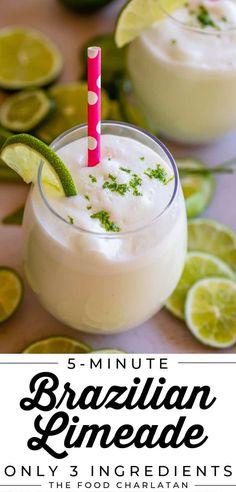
[119,78,153,131]
[36,82,110,144]
[81,34,126,99]
[1,133,77,196]
[188,219,236,273]
[92,348,127,354]
[0,90,55,132]
[0,126,13,148]
[177,158,215,219]
[115,0,186,47]
[166,252,234,320]
[2,205,24,225]
[58,0,114,13]
[0,27,63,90]
[23,336,91,354]
[0,267,23,323]
[109,101,123,120]
[185,277,236,348]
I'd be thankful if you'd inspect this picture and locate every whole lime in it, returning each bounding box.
[58,0,114,13]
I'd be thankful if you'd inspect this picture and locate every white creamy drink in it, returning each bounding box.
[128,0,236,143]
[23,123,187,333]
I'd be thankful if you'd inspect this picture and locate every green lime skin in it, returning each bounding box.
[58,0,114,13]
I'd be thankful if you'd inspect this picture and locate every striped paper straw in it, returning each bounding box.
[87,46,101,167]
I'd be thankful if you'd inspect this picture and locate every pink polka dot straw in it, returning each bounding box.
[87,46,101,167]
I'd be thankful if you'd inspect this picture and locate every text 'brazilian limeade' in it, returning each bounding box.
[23,123,187,333]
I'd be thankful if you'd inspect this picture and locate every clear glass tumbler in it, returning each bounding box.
[22,122,187,334]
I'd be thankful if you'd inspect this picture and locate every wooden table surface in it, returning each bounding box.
[0,0,236,354]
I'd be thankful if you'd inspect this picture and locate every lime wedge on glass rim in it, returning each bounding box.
[185,277,236,348]
[188,219,236,273]
[23,336,91,354]
[177,158,215,219]
[0,27,63,90]
[0,267,23,323]
[115,0,186,48]
[166,252,235,320]
[0,134,77,196]
[0,89,55,132]
[36,82,110,144]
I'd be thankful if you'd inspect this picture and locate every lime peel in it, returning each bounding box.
[1,134,77,197]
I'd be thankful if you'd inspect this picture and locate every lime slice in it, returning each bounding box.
[58,0,114,13]
[0,90,55,132]
[0,27,63,90]
[92,348,127,354]
[119,78,153,131]
[36,82,110,144]
[188,219,236,273]
[166,252,235,320]
[2,205,24,225]
[185,277,236,348]
[115,0,186,47]
[1,134,77,196]
[177,158,215,219]
[0,267,23,323]
[81,34,126,99]
[23,336,91,354]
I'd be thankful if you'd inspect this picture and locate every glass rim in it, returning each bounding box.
[37,121,179,238]
[158,1,236,36]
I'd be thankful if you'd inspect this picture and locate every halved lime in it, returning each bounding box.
[0,267,23,323]
[58,0,114,13]
[1,134,77,196]
[0,27,63,90]
[36,82,110,144]
[188,219,236,273]
[115,0,186,47]
[23,336,91,354]
[166,252,234,320]
[177,158,215,219]
[0,90,55,132]
[81,34,126,99]
[92,348,127,354]
[119,78,153,131]
[185,277,236,348]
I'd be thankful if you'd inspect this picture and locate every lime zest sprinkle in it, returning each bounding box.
[144,164,172,185]
[87,205,92,210]
[84,194,90,201]
[139,156,145,161]
[91,210,120,232]
[68,215,74,224]
[129,173,143,196]
[120,166,131,174]
[89,174,97,183]
[103,179,129,196]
